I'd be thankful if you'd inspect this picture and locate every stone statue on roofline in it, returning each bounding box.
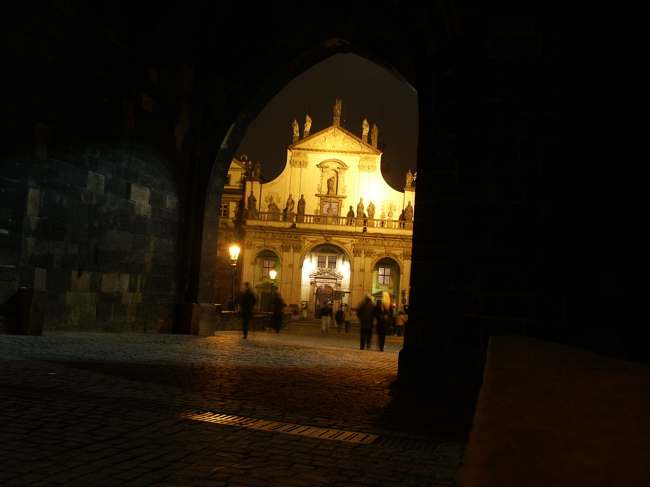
[333,98,342,117]
[367,201,375,220]
[304,114,312,135]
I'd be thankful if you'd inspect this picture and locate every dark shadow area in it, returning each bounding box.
[43,357,477,442]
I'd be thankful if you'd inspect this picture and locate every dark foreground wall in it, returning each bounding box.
[1,1,647,374]
[1,143,180,332]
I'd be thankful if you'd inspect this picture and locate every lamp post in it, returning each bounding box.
[227,244,240,311]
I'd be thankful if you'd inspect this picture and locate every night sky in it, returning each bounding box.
[235,54,418,190]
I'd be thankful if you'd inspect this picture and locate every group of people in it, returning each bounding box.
[240,284,406,350]
[356,291,396,351]
[326,291,405,352]
[240,282,285,339]
[319,302,351,333]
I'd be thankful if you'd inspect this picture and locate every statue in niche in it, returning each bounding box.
[292,119,299,137]
[327,175,336,195]
[304,115,312,133]
[357,198,365,218]
[362,118,369,136]
[404,201,414,220]
[406,169,413,188]
[367,201,375,219]
[247,191,257,212]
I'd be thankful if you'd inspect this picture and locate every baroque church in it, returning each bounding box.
[217,100,415,317]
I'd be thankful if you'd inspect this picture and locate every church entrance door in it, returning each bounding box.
[314,283,334,318]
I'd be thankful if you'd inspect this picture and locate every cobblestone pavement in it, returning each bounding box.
[0,323,477,486]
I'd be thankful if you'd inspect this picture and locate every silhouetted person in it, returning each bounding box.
[240,282,256,339]
[335,306,345,333]
[270,293,286,333]
[394,311,407,337]
[343,305,351,333]
[357,295,374,350]
[321,302,332,332]
[374,291,394,352]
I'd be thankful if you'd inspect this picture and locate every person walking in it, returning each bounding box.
[374,291,394,352]
[270,293,286,333]
[320,302,332,332]
[394,310,407,337]
[240,282,256,339]
[357,295,374,350]
[343,305,351,333]
[335,306,345,333]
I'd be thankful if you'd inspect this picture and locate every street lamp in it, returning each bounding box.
[227,244,240,311]
[269,268,277,281]
[269,269,277,297]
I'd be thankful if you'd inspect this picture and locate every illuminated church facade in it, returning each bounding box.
[216,101,415,317]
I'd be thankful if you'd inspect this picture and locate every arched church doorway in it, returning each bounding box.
[302,243,352,319]
[314,283,334,318]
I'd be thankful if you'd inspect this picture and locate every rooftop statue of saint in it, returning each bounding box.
[297,194,306,214]
[333,98,342,117]
[371,123,379,147]
[367,201,375,219]
[285,194,295,214]
[357,198,365,218]
[247,191,257,212]
[404,201,414,220]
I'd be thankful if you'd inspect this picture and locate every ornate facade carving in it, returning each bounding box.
[299,127,373,153]
[309,267,344,280]
[290,153,308,168]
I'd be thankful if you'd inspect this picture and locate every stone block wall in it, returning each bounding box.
[0,145,181,333]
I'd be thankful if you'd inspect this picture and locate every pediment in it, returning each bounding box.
[290,125,380,155]
[309,267,344,280]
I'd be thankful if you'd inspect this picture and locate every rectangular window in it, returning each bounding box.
[318,255,336,269]
[220,204,229,218]
[378,267,391,285]
[263,259,275,277]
